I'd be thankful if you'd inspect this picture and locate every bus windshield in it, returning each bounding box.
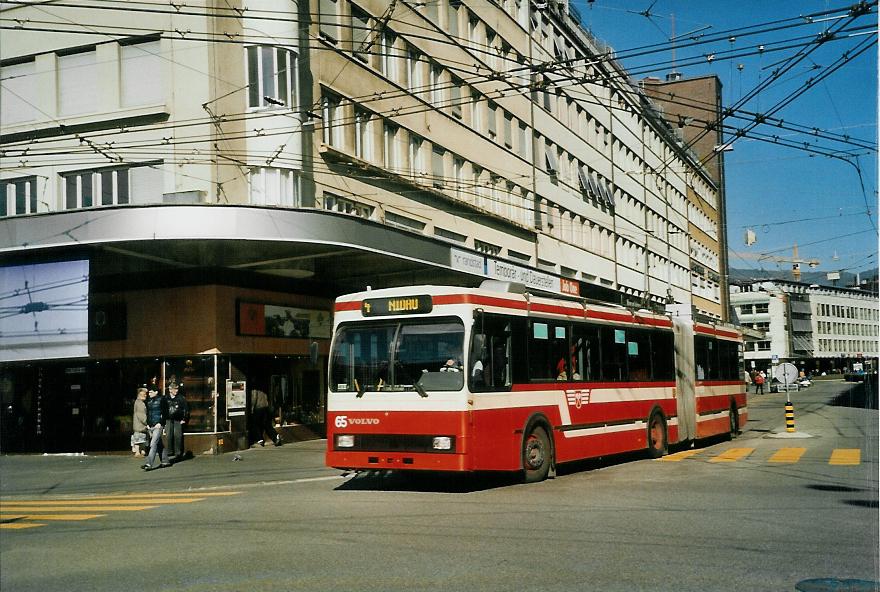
[330,317,465,393]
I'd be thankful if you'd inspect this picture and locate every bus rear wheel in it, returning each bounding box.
[522,426,551,483]
[647,411,667,459]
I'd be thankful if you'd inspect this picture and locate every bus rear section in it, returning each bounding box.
[326,292,473,472]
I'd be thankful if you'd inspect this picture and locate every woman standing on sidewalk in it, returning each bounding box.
[131,387,148,457]
[142,385,167,471]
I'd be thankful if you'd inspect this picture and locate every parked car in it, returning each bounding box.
[797,377,812,388]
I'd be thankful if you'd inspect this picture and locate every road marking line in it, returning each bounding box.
[659,450,701,462]
[0,514,105,521]
[768,448,807,463]
[0,505,157,512]
[0,523,46,529]
[709,447,755,463]
[829,449,861,465]
[0,498,205,506]
[66,492,242,499]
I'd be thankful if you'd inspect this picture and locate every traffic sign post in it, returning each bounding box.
[778,362,799,433]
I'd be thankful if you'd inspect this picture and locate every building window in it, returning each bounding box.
[503,113,513,148]
[755,303,769,314]
[0,59,36,125]
[435,227,466,243]
[379,32,397,81]
[475,239,502,256]
[58,48,98,117]
[487,102,497,140]
[386,211,426,232]
[447,1,461,37]
[247,46,296,109]
[450,77,463,118]
[319,0,339,42]
[407,48,423,95]
[431,147,445,189]
[517,122,528,158]
[351,6,370,61]
[323,193,374,218]
[453,157,464,198]
[0,176,38,217]
[383,123,401,171]
[409,134,425,176]
[321,90,343,147]
[62,163,163,209]
[249,167,300,207]
[355,107,373,161]
[430,64,444,106]
[121,38,163,108]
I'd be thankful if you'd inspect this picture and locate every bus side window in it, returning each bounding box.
[571,323,599,381]
[600,327,627,381]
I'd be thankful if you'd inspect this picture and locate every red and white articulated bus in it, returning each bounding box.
[326,282,746,482]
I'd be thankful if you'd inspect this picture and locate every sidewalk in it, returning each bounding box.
[0,439,337,498]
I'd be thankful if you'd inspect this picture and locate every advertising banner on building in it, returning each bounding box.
[237,301,332,339]
[449,248,579,297]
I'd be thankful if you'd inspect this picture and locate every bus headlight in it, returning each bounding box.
[432,436,453,451]
[336,434,355,448]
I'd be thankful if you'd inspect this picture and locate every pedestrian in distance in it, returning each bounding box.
[131,387,149,457]
[142,383,168,470]
[251,384,282,447]
[160,382,188,465]
[754,370,765,395]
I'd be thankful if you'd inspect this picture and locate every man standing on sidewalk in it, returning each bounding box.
[143,385,167,470]
[251,383,282,447]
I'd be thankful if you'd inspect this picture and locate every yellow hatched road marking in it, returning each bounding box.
[659,450,701,462]
[0,522,46,530]
[0,505,157,512]
[709,448,755,462]
[829,449,861,465]
[74,492,241,499]
[0,514,105,521]
[768,448,807,463]
[0,498,204,506]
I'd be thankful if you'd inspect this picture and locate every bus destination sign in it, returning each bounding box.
[362,295,433,317]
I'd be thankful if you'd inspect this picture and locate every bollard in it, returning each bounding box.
[785,400,795,433]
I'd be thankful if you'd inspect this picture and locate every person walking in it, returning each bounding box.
[160,382,188,464]
[251,384,282,447]
[142,384,167,470]
[131,387,148,457]
[754,370,765,395]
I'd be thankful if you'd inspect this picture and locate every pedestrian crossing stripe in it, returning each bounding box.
[0,514,105,521]
[0,522,45,530]
[709,448,755,462]
[659,447,862,465]
[0,491,241,530]
[829,449,861,465]
[768,448,807,463]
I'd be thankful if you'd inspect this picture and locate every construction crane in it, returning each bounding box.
[757,243,820,282]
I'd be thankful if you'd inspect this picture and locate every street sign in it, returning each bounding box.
[772,354,779,363]
[778,362,799,386]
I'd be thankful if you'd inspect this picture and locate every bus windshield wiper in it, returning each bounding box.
[412,380,428,398]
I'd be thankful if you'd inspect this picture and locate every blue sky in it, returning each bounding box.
[573,0,878,277]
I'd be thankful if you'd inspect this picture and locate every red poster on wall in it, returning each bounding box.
[239,302,266,335]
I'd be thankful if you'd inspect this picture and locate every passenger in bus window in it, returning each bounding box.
[441,358,462,372]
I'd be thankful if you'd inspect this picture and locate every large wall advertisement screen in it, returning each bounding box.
[0,260,89,362]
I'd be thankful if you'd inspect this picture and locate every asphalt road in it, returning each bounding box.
[1,380,877,592]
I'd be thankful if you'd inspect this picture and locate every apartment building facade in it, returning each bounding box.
[730,280,879,375]
[1,0,728,452]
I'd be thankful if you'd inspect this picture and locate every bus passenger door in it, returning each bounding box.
[672,316,696,443]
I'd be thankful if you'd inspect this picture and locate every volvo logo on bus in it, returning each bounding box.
[362,295,432,316]
[334,416,380,428]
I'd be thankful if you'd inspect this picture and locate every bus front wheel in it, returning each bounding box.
[522,426,551,483]
[647,411,667,459]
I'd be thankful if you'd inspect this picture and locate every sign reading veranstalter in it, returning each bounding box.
[450,248,579,296]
